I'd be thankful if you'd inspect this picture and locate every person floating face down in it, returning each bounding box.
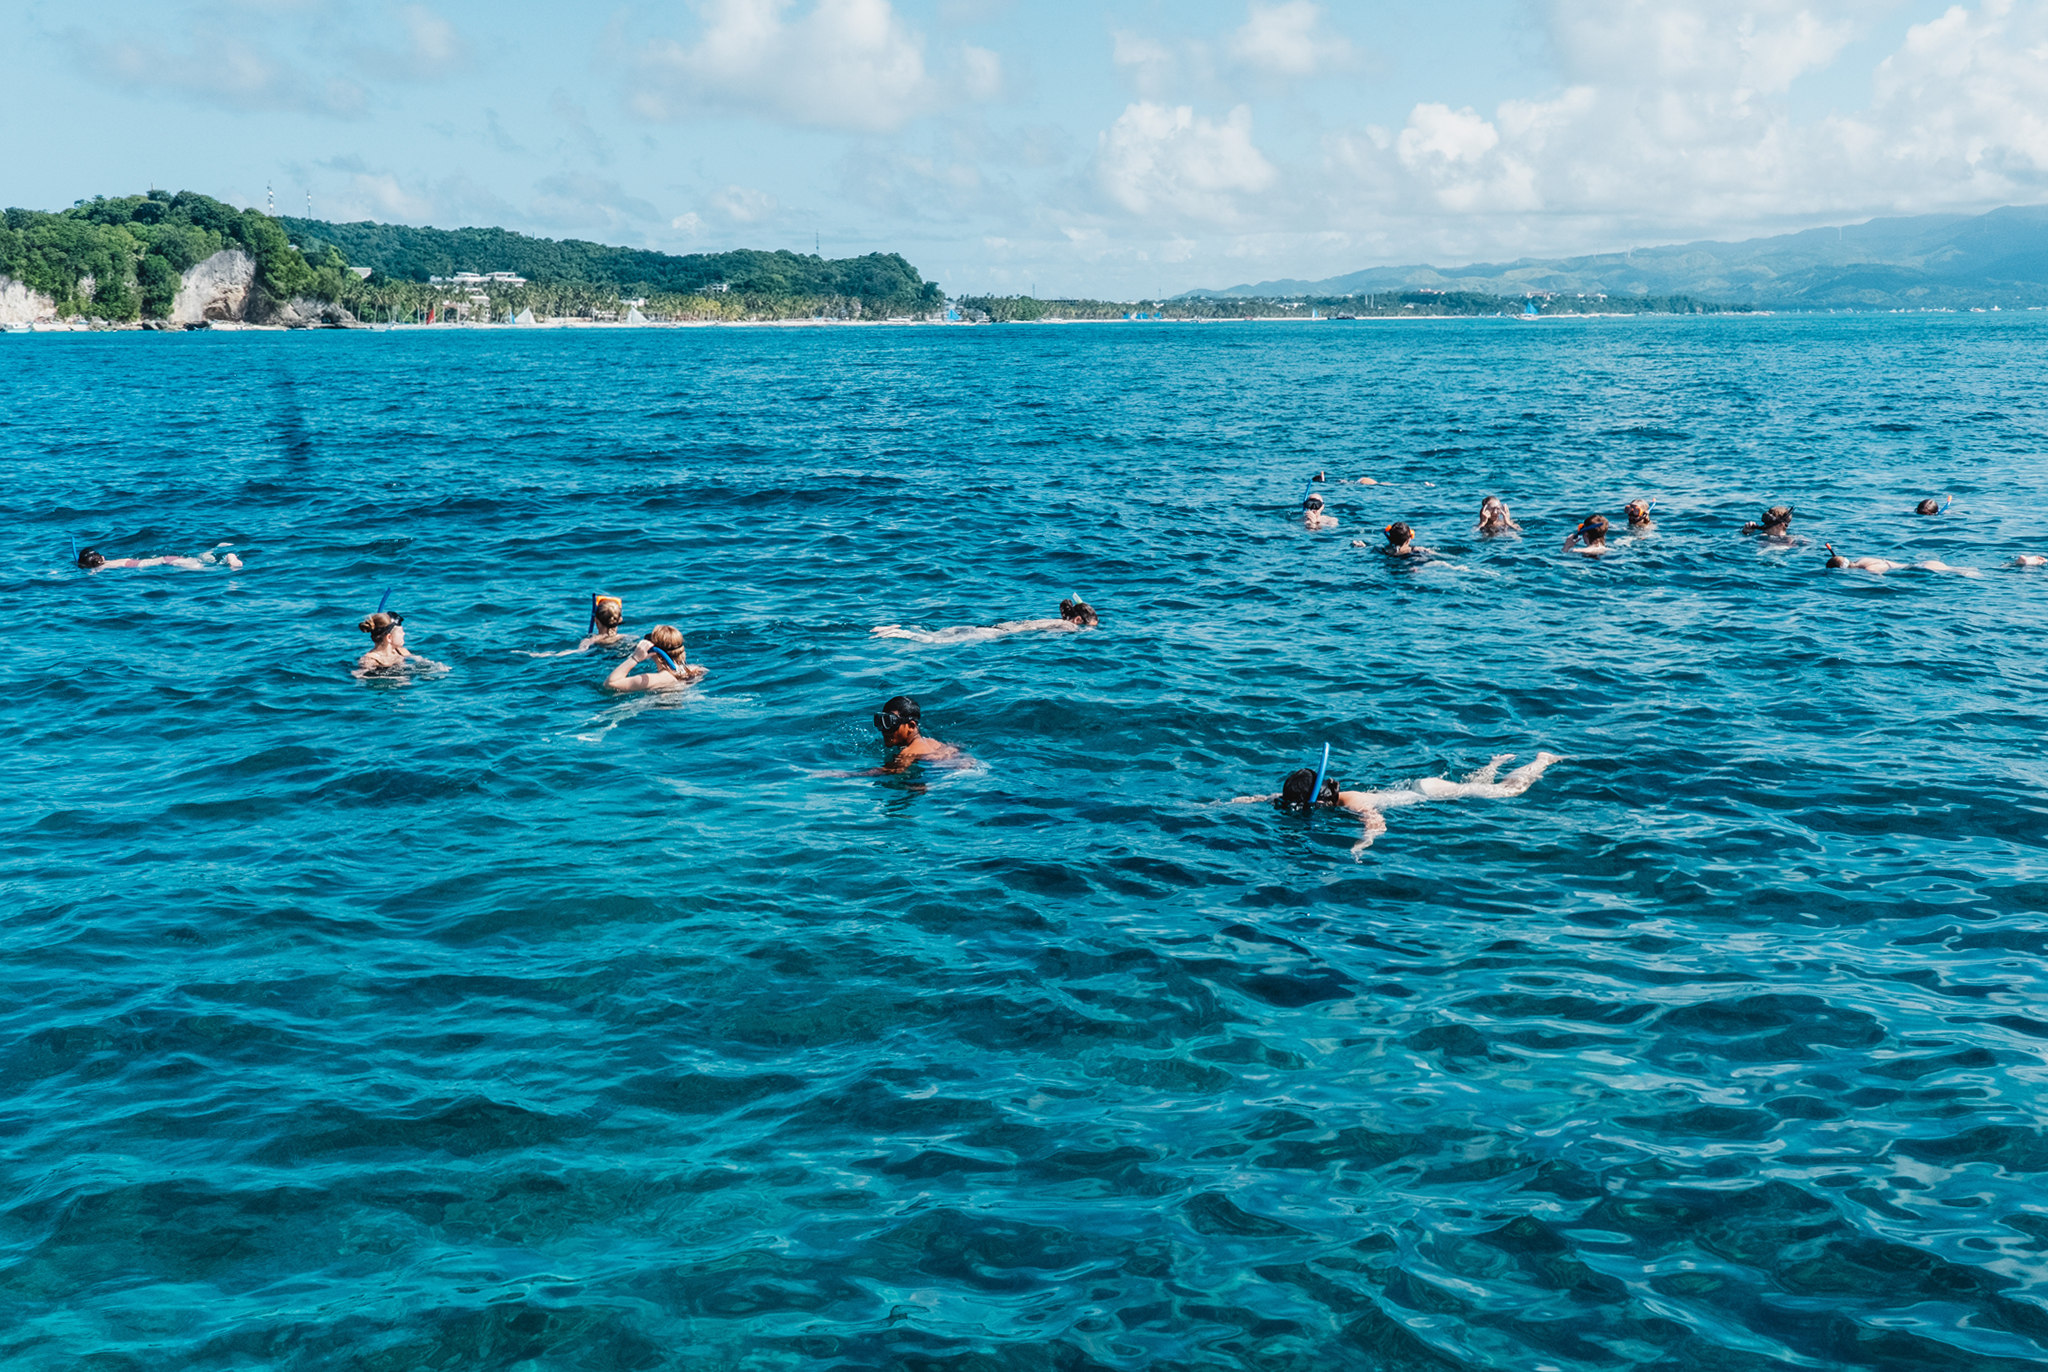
[1916,497,1954,516]
[1477,496,1520,534]
[1743,505,1796,539]
[1059,598,1099,627]
[872,695,968,773]
[1303,492,1338,530]
[1259,751,1561,850]
[605,624,708,692]
[77,546,241,571]
[1563,514,1611,553]
[582,594,625,648]
[1823,544,1899,573]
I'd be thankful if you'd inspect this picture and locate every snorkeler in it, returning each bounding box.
[1624,499,1655,531]
[1916,496,1953,516]
[355,611,435,674]
[1303,492,1338,530]
[1822,544,1899,573]
[2016,555,2047,567]
[605,625,707,692]
[874,598,1099,644]
[872,695,968,772]
[77,544,242,571]
[1563,515,1611,553]
[1477,496,1520,534]
[580,594,626,649]
[1743,505,1797,540]
[1237,751,1561,851]
[1381,522,1432,557]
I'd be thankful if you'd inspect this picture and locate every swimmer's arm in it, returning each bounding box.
[605,645,657,692]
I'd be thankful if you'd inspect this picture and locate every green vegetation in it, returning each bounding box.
[959,291,1751,322]
[0,191,344,322]
[281,216,943,316]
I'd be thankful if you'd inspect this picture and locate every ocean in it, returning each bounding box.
[6,314,2048,1370]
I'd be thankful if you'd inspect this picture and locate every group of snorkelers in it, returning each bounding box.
[1303,480,2029,570]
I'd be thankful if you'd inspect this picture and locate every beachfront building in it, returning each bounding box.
[427,271,528,287]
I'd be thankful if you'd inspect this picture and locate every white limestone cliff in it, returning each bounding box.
[171,250,255,325]
[0,277,57,325]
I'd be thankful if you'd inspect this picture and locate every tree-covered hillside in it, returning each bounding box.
[279,218,942,313]
[0,191,342,321]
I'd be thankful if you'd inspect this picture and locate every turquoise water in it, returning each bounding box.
[6,316,2048,1370]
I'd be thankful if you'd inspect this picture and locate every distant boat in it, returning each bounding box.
[513,308,537,326]
[1522,299,1541,319]
[626,306,648,325]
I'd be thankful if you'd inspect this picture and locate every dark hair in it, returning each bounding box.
[1276,768,1340,813]
[1916,498,1940,515]
[881,695,920,724]
[1059,599,1098,626]
[1580,515,1610,539]
[358,611,403,642]
[76,548,105,569]
[1385,521,1414,544]
[1825,544,1847,568]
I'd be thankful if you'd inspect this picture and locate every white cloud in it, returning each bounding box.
[1230,2,1351,77]
[711,185,779,222]
[628,0,996,133]
[1096,103,1277,221]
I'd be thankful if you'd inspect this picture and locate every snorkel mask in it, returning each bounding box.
[873,709,909,735]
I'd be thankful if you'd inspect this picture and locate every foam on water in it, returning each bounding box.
[4,316,2048,1370]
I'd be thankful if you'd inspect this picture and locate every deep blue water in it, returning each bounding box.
[6,315,2048,1371]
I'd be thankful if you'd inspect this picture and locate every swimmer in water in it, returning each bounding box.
[1303,492,1338,530]
[1823,544,1899,573]
[1235,751,1561,851]
[77,545,242,572]
[874,598,1099,644]
[1624,499,1655,532]
[1743,505,1797,540]
[580,594,626,649]
[1381,522,1433,557]
[872,695,968,772]
[1477,496,1520,535]
[1915,496,1954,516]
[355,611,436,674]
[605,624,707,692]
[2015,555,2047,567]
[1563,514,1611,554]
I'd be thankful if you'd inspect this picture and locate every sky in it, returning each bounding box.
[8,0,2048,297]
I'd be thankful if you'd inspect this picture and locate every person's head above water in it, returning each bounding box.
[873,694,921,743]
[76,548,106,569]
[1624,499,1652,526]
[359,611,404,645]
[1275,766,1341,813]
[591,595,623,631]
[1303,493,1325,513]
[1916,497,1941,515]
[647,624,684,661]
[1384,521,1415,548]
[1760,504,1793,530]
[1059,598,1098,626]
[1576,514,1610,543]
[1825,543,1848,568]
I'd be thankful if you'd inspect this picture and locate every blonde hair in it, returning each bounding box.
[648,624,684,657]
[592,595,623,630]
[358,612,400,643]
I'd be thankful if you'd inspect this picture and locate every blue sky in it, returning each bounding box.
[9,1,2048,296]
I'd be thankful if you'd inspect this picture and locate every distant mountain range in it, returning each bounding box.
[1181,206,2048,310]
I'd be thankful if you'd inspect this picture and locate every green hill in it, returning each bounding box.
[279,217,941,313]
[0,191,338,321]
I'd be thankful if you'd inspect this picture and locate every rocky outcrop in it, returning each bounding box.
[0,276,57,325]
[171,250,255,325]
[266,296,360,328]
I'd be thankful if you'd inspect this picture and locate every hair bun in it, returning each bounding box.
[358,615,376,635]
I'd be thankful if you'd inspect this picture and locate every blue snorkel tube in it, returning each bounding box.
[648,645,682,673]
[376,587,393,615]
[1308,743,1331,814]
[1941,494,1954,515]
